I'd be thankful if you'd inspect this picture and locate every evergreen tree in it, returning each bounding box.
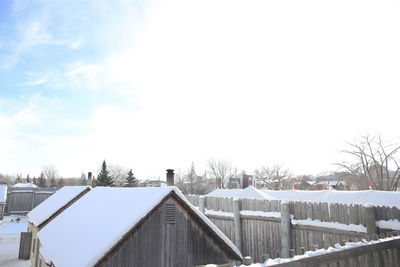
[39,172,46,187]
[33,177,37,185]
[125,169,138,187]
[26,174,30,183]
[97,160,114,187]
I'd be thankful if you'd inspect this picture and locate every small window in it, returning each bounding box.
[165,203,176,224]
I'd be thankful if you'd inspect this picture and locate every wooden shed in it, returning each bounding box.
[23,186,91,266]
[0,185,7,220]
[37,186,242,267]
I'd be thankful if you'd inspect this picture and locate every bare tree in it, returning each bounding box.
[108,164,128,187]
[254,164,292,190]
[207,159,236,189]
[42,165,59,187]
[0,173,14,185]
[42,165,59,180]
[337,134,400,191]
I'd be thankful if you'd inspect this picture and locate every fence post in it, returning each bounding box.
[233,198,242,253]
[199,196,205,213]
[280,200,291,258]
[7,187,13,214]
[364,204,377,236]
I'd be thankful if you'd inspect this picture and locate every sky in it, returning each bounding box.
[0,0,400,180]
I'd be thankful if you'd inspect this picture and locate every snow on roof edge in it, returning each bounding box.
[28,186,91,227]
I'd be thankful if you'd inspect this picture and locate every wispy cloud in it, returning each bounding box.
[69,39,84,49]
[22,76,49,87]
[65,64,104,77]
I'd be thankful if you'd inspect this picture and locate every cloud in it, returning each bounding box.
[65,64,104,77]
[69,39,84,49]
[22,75,49,87]
[2,0,400,178]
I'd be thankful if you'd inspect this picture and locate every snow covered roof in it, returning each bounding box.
[12,183,38,188]
[28,186,91,227]
[0,185,7,203]
[38,186,242,267]
[207,186,276,200]
[263,189,400,208]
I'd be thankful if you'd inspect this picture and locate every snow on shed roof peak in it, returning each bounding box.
[28,186,91,227]
[38,186,241,267]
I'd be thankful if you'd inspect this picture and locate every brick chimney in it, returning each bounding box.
[166,169,174,186]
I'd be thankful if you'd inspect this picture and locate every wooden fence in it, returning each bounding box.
[186,195,400,263]
[6,187,57,214]
[270,234,400,267]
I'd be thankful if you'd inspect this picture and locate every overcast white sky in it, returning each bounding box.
[1,0,400,179]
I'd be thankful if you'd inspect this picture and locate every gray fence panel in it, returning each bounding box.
[6,187,57,214]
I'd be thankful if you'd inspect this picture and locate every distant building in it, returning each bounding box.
[312,180,346,190]
[175,162,210,194]
[138,179,167,187]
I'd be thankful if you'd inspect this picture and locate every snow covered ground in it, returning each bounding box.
[0,215,30,267]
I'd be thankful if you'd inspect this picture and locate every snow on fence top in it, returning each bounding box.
[207,187,400,208]
[0,185,7,203]
[12,183,38,188]
[28,186,91,227]
[38,186,242,267]
[207,186,276,200]
[262,189,400,208]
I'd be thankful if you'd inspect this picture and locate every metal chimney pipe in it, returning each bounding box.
[166,169,174,186]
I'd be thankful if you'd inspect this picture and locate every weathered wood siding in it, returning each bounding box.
[99,196,231,267]
[18,232,32,260]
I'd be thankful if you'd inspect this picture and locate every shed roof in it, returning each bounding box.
[0,185,7,203]
[28,186,91,227]
[207,186,276,200]
[38,186,242,267]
